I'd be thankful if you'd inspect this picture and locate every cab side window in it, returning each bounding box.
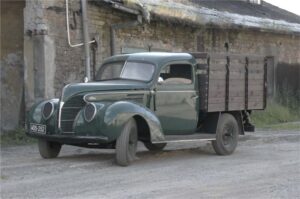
[159,64,193,85]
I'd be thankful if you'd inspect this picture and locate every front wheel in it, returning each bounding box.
[38,139,61,159]
[115,118,138,166]
[212,113,239,155]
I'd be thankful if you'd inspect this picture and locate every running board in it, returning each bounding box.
[153,133,216,144]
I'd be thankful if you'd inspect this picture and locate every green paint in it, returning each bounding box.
[26,53,199,146]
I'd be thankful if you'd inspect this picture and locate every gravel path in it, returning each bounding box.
[1,130,300,199]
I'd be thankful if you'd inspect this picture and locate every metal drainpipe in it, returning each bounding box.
[110,15,142,56]
[81,0,91,82]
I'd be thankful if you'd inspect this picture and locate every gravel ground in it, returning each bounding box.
[1,130,300,199]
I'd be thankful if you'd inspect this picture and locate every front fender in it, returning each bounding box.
[103,101,165,142]
[26,99,59,134]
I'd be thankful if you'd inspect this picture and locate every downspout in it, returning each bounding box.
[81,0,91,82]
[65,0,96,82]
[110,15,143,56]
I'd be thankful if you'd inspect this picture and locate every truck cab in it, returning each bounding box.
[26,52,265,166]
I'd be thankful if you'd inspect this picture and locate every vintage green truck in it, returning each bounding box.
[26,52,266,166]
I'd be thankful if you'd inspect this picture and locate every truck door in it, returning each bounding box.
[155,63,198,135]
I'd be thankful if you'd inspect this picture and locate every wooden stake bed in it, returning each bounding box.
[191,52,267,112]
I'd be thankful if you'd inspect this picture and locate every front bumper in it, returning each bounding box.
[26,132,109,144]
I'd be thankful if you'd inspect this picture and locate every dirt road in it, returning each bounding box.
[1,130,300,199]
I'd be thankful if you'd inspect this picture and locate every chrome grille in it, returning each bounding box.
[60,96,85,133]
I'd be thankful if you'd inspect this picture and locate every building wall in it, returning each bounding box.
[19,0,300,131]
[0,0,25,132]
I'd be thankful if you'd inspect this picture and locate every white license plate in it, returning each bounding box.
[30,123,46,134]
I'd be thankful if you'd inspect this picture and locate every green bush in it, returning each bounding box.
[276,89,300,116]
[251,101,300,128]
[1,128,36,146]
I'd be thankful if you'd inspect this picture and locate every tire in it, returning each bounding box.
[144,142,166,152]
[38,139,62,159]
[212,113,239,155]
[116,118,138,166]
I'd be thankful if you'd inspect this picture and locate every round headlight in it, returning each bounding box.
[84,103,97,122]
[42,101,54,120]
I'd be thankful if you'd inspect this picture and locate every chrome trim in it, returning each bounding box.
[84,103,97,123]
[60,107,82,109]
[119,60,128,76]
[61,119,76,122]
[58,101,64,129]
[61,83,72,101]
[61,132,75,134]
[58,83,72,129]
[83,91,149,102]
[153,138,216,144]
[27,131,109,142]
[42,101,55,120]
[156,90,196,93]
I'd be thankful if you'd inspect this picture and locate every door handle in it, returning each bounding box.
[191,95,199,99]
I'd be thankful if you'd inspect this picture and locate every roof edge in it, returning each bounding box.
[123,0,300,34]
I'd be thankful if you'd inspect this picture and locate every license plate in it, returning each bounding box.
[30,123,46,134]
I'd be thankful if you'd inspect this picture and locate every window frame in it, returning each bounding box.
[95,60,156,83]
[120,61,156,82]
[157,62,195,87]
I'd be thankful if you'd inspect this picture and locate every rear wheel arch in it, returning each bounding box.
[223,111,244,135]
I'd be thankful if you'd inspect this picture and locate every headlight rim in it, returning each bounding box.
[42,101,55,120]
[84,103,97,123]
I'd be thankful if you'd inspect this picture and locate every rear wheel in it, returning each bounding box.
[212,113,239,155]
[38,139,61,158]
[144,142,166,152]
[115,118,138,166]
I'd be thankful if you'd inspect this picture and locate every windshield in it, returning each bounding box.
[96,61,155,82]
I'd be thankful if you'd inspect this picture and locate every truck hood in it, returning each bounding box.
[61,80,149,101]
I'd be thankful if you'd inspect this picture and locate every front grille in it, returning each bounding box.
[61,95,86,132]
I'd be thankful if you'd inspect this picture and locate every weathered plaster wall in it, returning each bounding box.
[1,0,25,132]
[23,0,58,110]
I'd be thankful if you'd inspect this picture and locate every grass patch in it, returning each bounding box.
[1,128,36,147]
[1,175,9,180]
[252,101,300,129]
[260,122,300,131]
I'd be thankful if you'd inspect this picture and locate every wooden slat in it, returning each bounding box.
[192,51,266,113]
[228,103,245,110]
[190,52,209,59]
[210,65,226,70]
[208,103,226,112]
[208,97,226,104]
[209,92,226,98]
[248,101,264,109]
[209,53,227,60]
[229,97,245,103]
[229,64,245,70]
[248,90,264,97]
